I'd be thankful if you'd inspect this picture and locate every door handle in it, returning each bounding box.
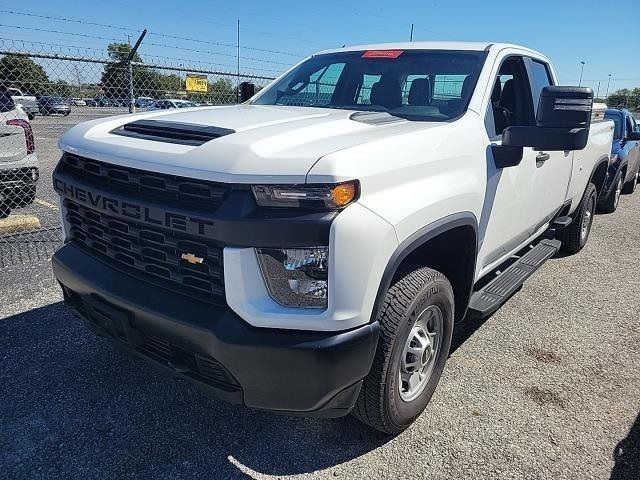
[536,152,550,162]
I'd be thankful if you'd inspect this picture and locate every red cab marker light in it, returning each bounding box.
[362,50,403,59]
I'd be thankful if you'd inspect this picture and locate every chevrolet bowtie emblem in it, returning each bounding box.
[181,253,204,265]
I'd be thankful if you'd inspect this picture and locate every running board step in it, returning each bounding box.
[467,239,561,319]
[553,216,572,229]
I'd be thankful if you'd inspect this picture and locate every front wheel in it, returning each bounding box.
[559,182,597,254]
[352,266,454,434]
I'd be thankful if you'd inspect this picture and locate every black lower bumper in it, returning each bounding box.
[52,244,379,417]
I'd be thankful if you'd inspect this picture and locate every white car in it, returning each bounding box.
[52,42,613,433]
[147,99,199,110]
[7,87,38,120]
[0,86,39,218]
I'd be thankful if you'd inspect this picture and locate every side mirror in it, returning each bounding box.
[503,86,593,151]
[238,82,256,103]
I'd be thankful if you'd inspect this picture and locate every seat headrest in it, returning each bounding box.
[370,79,402,109]
[500,79,516,111]
[461,76,474,100]
[408,78,432,106]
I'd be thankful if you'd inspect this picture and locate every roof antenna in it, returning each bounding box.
[409,23,414,42]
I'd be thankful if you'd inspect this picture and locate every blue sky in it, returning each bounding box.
[0,0,638,92]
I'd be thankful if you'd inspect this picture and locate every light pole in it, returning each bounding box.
[578,61,586,86]
[605,74,612,99]
[595,81,600,99]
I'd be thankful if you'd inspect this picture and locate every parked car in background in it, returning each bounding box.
[598,108,640,212]
[147,99,199,110]
[38,96,71,116]
[135,96,155,108]
[0,86,39,218]
[70,98,87,106]
[85,98,98,107]
[7,87,38,120]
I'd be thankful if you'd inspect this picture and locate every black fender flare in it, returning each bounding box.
[370,212,479,324]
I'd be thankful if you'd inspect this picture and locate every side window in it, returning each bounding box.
[626,115,635,138]
[485,56,535,139]
[527,59,553,116]
[281,62,345,106]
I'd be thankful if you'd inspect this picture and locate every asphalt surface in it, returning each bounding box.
[1,110,639,479]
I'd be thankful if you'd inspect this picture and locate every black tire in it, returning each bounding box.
[621,167,638,194]
[598,174,623,214]
[352,266,454,434]
[559,182,597,254]
[27,113,35,120]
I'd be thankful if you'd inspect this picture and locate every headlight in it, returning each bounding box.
[251,181,358,209]
[256,247,328,308]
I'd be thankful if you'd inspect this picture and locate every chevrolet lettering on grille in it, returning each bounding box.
[53,176,216,237]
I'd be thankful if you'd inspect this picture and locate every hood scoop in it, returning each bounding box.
[111,119,235,146]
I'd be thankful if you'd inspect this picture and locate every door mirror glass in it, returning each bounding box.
[239,82,256,103]
[502,86,593,151]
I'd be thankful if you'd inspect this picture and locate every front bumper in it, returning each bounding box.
[52,243,380,417]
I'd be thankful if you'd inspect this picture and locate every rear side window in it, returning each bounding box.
[0,86,16,113]
[527,59,553,115]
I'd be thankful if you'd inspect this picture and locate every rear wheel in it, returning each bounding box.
[559,182,597,254]
[352,266,454,434]
[622,167,638,194]
[599,175,623,214]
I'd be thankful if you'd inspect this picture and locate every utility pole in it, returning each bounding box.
[578,61,585,86]
[237,19,240,101]
[595,81,600,99]
[605,74,612,99]
[409,23,414,42]
[125,29,147,114]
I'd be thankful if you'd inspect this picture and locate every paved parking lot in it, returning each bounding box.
[1,109,639,479]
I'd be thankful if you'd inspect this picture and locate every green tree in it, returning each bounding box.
[608,88,640,110]
[0,55,50,96]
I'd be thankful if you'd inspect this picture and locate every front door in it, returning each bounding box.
[524,58,573,223]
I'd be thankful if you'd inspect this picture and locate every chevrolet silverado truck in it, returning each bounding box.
[51,42,613,434]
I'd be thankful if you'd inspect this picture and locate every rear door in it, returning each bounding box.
[524,58,573,222]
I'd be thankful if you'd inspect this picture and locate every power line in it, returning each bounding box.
[0,9,307,57]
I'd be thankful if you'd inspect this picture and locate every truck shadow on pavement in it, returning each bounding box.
[610,412,639,480]
[0,302,391,479]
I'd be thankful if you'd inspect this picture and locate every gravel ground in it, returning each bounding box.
[0,110,639,479]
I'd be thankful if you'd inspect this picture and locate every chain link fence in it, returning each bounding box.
[0,38,276,269]
[1,36,639,272]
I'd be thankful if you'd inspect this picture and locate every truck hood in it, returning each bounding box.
[59,104,438,183]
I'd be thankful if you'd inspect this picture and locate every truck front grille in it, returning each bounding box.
[59,153,230,213]
[64,199,226,304]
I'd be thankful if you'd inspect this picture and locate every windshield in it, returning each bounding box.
[251,49,487,121]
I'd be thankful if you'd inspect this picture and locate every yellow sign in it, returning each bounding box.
[185,74,208,93]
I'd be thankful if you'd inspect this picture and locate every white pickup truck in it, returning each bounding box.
[8,88,38,120]
[52,42,613,434]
